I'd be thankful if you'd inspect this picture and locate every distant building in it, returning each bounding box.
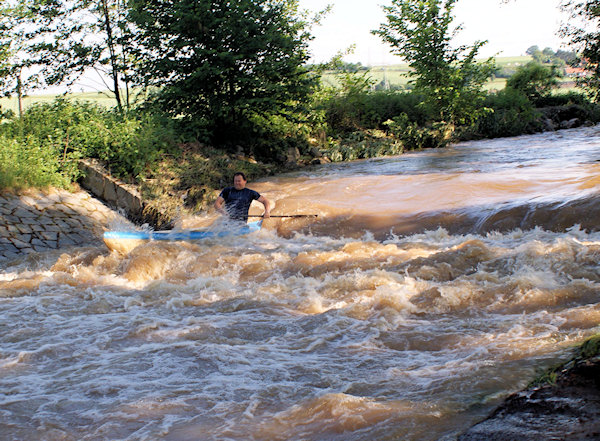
[564,66,588,78]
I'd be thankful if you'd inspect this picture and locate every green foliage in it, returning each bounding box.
[0,135,71,189]
[373,0,495,125]
[384,113,453,149]
[320,82,430,134]
[506,62,560,104]
[534,91,589,107]
[561,0,600,101]
[0,99,177,187]
[325,131,403,162]
[476,88,541,138]
[129,0,318,148]
[247,112,312,163]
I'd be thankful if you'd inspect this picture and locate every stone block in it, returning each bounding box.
[45,240,59,249]
[31,238,46,247]
[103,180,118,204]
[1,243,19,253]
[40,231,59,241]
[56,204,80,216]
[7,225,20,234]
[13,208,37,218]
[116,186,143,216]
[16,225,32,235]
[20,216,40,225]
[56,220,71,230]
[79,165,106,200]
[11,238,32,249]
[19,195,36,207]
[1,251,20,260]
[59,236,79,247]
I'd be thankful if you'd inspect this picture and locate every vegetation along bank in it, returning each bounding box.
[2,0,600,228]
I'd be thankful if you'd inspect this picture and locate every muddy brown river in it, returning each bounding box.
[1,126,599,440]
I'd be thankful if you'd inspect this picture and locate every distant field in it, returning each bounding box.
[321,56,535,90]
[0,56,579,113]
[0,90,136,114]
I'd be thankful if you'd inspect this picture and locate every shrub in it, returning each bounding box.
[0,99,177,183]
[321,89,430,134]
[535,91,589,107]
[0,135,71,189]
[476,88,542,138]
[384,113,453,149]
[506,62,560,104]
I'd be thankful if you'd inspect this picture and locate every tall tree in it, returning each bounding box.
[19,0,137,111]
[373,0,495,125]
[561,0,600,101]
[0,0,34,117]
[128,0,318,144]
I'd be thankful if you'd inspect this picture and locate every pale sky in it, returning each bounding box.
[299,0,570,65]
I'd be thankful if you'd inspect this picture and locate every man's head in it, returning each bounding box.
[233,172,247,190]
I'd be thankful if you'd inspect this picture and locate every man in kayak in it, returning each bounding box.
[214,172,271,221]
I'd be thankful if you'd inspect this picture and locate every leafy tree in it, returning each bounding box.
[555,49,578,64]
[373,0,496,126]
[15,0,138,111]
[561,0,600,101]
[128,0,319,146]
[526,45,541,56]
[506,61,560,104]
[0,1,33,117]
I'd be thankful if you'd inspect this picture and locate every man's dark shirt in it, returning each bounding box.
[219,187,261,220]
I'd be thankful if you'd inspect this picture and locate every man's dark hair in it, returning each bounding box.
[233,172,247,181]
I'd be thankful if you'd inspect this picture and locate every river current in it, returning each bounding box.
[1,126,600,440]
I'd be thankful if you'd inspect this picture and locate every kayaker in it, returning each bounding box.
[214,172,271,221]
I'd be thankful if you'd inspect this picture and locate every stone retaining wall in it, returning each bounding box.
[78,159,144,221]
[0,188,130,263]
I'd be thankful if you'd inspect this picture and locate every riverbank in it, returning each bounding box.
[0,187,129,263]
[459,335,600,440]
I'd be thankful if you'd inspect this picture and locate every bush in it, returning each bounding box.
[506,62,560,104]
[0,135,71,189]
[476,88,542,138]
[321,89,430,134]
[0,99,178,184]
[535,91,589,107]
[384,113,453,149]
[325,131,404,162]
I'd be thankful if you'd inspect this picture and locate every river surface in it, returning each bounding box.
[1,126,600,440]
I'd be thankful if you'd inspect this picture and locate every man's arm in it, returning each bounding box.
[257,195,270,218]
[214,196,226,215]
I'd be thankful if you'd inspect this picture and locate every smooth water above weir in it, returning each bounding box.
[1,126,600,441]
[251,126,600,238]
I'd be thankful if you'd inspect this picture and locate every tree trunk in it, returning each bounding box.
[17,71,23,119]
[101,0,123,111]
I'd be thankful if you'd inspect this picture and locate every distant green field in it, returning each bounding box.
[0,56,579,113]
[0,91,118,114]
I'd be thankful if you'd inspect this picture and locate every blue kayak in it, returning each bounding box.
[103,220,262,253]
